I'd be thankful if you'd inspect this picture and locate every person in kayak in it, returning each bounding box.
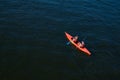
[77,41,85,48]
[72,36,85,48]
[71,36,79,43]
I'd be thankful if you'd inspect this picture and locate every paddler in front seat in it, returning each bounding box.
[72,36,78,43]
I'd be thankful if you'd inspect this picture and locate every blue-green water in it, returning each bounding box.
[0,0,120,80]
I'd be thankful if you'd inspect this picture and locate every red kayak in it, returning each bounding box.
[65,32,91,56]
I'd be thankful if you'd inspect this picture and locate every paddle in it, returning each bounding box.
[66,41,70,45]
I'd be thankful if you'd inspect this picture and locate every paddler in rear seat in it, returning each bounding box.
[77,41,85,48]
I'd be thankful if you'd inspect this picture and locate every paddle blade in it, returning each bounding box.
[67,42,70,45]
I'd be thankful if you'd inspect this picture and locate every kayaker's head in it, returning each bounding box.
[74,36,78,39]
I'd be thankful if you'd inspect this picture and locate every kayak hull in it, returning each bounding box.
[65,32,91,56]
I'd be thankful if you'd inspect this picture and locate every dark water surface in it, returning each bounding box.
[0,0,120,80]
